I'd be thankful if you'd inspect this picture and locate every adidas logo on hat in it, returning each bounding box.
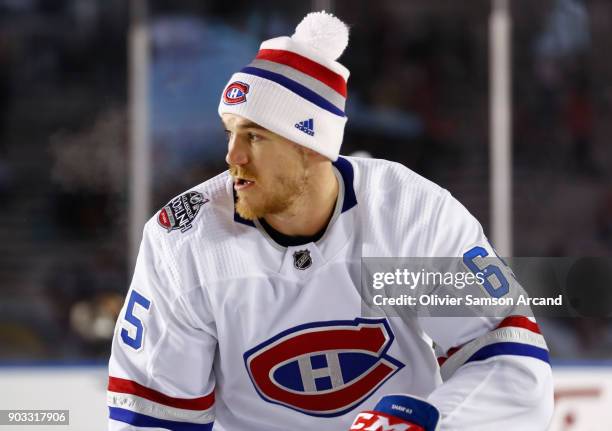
[295,118,315,136]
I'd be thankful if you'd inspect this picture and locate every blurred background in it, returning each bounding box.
[0,0,611,429]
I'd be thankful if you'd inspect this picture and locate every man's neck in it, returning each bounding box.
[263,163,339,237]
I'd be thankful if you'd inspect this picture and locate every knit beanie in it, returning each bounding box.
[218,11,350,161]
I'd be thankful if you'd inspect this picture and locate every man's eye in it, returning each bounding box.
[248,132,260,142]
[224,130,232,141]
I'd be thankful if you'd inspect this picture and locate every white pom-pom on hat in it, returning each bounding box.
[292,11,349,61]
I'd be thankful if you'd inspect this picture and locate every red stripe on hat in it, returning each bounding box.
[108,376,214,411]
[496,315,541,334]
[255,49,347,97]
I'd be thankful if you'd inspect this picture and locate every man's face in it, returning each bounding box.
[223,114,309,220]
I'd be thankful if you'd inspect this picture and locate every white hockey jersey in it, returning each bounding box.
[108,156,554,430]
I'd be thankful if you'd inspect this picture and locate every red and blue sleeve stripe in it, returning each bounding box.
[437,316,550,380]
[109,408,213,431]
[108,376,215,430]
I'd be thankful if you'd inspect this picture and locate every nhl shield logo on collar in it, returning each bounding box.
[293,249,312,270]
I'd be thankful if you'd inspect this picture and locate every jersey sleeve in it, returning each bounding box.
[419,190,554,430]
[108,220,217,431]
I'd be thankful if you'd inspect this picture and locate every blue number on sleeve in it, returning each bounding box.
[121,290,151,350]
[463,246,510,298]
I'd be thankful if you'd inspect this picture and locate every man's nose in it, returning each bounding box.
[226,136,248,166]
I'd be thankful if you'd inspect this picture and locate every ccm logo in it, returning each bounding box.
[350,411,424,431]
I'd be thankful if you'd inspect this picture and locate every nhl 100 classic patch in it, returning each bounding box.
[223,81,249,105]
[158,191,208,233]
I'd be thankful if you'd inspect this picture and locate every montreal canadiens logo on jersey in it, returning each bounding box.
[243,318,404,417]
[158,191,208,233]
[223,81,249,105]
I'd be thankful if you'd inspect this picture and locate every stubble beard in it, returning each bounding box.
[233,164,309,221]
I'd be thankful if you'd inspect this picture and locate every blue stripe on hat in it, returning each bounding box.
[240,66,346,118]
[466,342,550,365]
[109,407,213,431]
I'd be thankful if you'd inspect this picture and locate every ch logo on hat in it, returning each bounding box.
[224,81,250,105]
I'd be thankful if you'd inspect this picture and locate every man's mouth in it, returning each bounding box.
[234,177,256,191]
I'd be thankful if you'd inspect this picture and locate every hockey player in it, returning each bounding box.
[108,11,553,430]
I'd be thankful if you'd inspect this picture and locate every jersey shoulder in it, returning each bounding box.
[140,170,242,289]
[149,170,233,240]
[346,156,477,256]
[347,155,447,213]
